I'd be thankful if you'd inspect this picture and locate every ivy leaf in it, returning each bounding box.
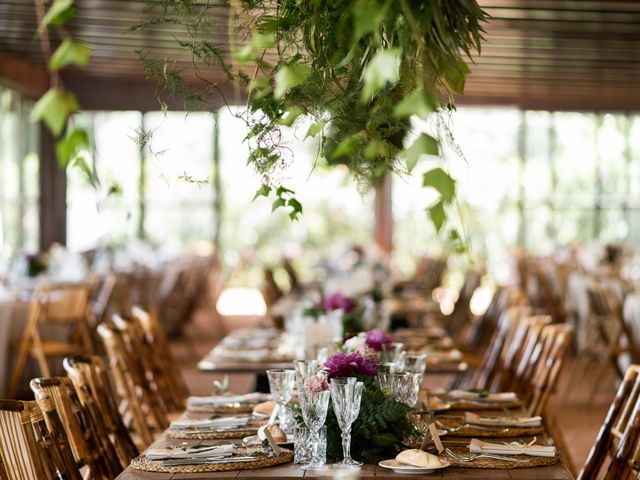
[428,200,446,232]
[274,64,310,99]
[253,32,276,49]
[403,133,439,172]
[48,39,92,71]
[444,59,471,94]
[272,197,286,212]
[287,198,303,220]
[361,48,400,102]
[393,88,433,120]
[276,186,295,196]
[38,0,75,33]
[31,88,79,137]
[70,151,99,188]
[55,127,90,167]
[305,120,326,139]
[330,134,361,160]
[277,106,305,126]
[423,167,456,204]
[352,0,386,39]
[253,184,271,201]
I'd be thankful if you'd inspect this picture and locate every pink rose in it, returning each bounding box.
[304,374,329,396]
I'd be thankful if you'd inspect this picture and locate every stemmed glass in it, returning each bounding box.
[400,353,428,375]
[378,372,422,407]
[329,378,364,466]
[266,369,296,431]
[298,386,331,470]
[294,360,320,384]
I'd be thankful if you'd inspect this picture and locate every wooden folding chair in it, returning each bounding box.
[9,283,94,397]
[64,355,139,468]
[131,306,188,408]
[29,391,84,480]
[579,365,640,479]
[445,269,482,340]
[520,324,573,416]
[0,400,53,479]
[30,377,122,479]
[97,320,168,447]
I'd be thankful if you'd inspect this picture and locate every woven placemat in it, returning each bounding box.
[436,417,544,438]
[443,445,559,469]
[187,403,256,414]
[130,447,293,473]
[168,426,259,439]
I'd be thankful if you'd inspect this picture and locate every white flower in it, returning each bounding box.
[344,335,366,352]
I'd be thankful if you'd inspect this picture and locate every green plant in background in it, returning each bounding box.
[31,0,120,197]
[135,0,487,231]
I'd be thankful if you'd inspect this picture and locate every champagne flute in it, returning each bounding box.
[267,369,296,431]
[329,377,363,466]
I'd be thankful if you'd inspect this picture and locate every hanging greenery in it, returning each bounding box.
[135,0,487,229]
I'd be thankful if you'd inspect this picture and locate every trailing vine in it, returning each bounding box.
[134,0,487,229]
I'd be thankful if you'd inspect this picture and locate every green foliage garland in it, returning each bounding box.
[324,377,416,463]
[135,0,487,228]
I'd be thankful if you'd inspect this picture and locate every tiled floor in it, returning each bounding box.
[172,310,617,475]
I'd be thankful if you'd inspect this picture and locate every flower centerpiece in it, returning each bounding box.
[319,347,417,463]
[303,292,366,336]
[343,329,393,361]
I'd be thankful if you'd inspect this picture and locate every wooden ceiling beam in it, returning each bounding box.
[0,48,48,98]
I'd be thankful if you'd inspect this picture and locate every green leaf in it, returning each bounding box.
[428,200,446,232]
[444,59,471,94]
[277,106,305,126]
[393,88,433,120]
[39,0,75,34]
[253,184,271,201]
[253,32,276,49]
[272,198,286,212]
[330,134,361,160]
[48,39,92,71]
[352,0,386,39]
[55,127,90,167]
[274,64,310,99]
[31,88,78,137]
[287,198,303,220]
[305,120,326,139]
[423,167,456,203]
[364,139,388,160]
[403,133,439,172]
[276,186,295,196]
[361,48,400,102]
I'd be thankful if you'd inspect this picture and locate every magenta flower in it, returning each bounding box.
[324,352,378,379]
[303,373,329,396]
[324,292,356,313]
[365,329,392,352]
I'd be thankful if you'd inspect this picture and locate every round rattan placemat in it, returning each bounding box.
[130,447,293,473]
[436,417,544,438]
[444,445,559,469]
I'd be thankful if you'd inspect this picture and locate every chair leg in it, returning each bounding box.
[7,338,31,397]
[31,329,50,378]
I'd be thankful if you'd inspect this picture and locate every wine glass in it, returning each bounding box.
[329,377,363,466]
[267,369,296,431]
[392,372,423,407]
[402,354,428,375]
[298,387,331,470]
[294,360,321,384]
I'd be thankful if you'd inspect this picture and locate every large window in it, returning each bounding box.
[0,87,39,261]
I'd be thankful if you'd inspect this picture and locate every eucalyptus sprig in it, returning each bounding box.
[135,0,487,232]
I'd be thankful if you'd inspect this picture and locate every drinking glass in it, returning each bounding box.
[380,342,404,366]
[329,378,363,466]
[298,388,331,470]
[267,369,296,431]
[392,372,422,407]
[401,354,427,375]
[294,426,326,464]
[294,360,321,384]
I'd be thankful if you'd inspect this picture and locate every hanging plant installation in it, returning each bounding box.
[134,0,487,229]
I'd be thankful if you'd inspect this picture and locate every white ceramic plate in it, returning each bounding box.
[378,458,450,474]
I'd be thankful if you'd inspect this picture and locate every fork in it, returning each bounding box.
[435,420,509,434]
[445,448,530,463]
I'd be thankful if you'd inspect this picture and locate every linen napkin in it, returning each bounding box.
[464,412,542,428]
[215,348,270,362]
[448,390,518,402]
[169,416,250,430]
[187,393,268,407]
[469,438,556,457]
[146,444,234,460]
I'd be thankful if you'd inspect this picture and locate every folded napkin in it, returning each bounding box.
[187,393,267,407]
[448,390,518,402]
[215,348,271,362]
[469,438,556,457]
[465,412,542,428]
[170,416,249,430]
[146,444,234,460]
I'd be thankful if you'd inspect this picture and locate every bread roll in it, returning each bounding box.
[266,424,287,443]
[253,400,276,414]
[395,449,442,468]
